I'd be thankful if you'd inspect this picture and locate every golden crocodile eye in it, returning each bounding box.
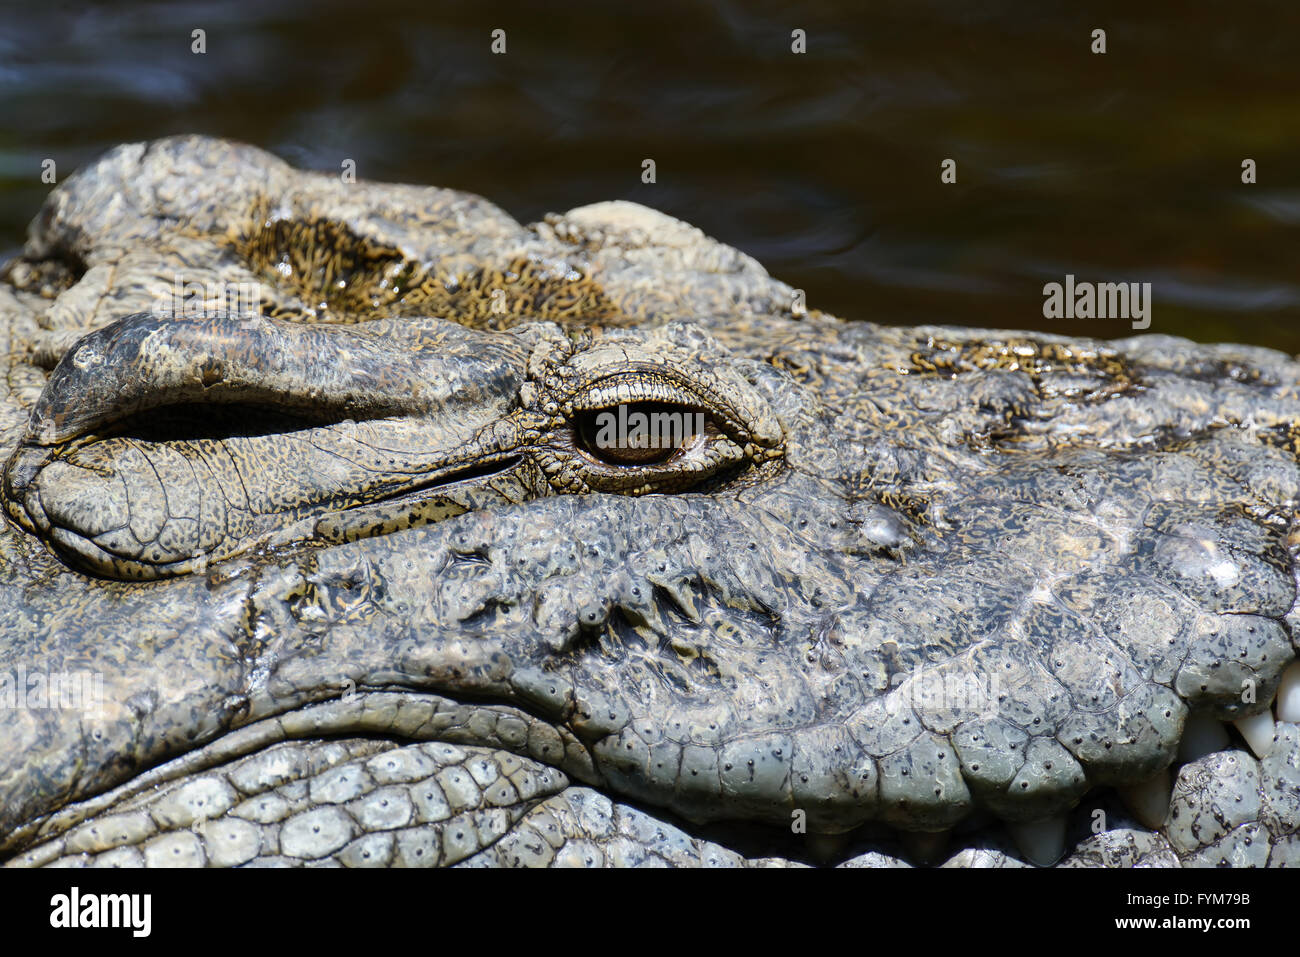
[574,401,706,466]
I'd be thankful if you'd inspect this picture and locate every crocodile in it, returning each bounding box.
[0,135,1298,868]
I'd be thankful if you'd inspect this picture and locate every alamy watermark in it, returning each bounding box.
[151,274,262,319]
[1043,274,1151,330]
[50,887,151,937]
[591,404,705,452]
[0,667,104,716]
[885,669,1003,717]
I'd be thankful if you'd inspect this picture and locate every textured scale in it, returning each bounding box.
[0,136,1298,867]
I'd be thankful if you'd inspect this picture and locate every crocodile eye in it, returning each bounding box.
[533,367,777,496]
[573,401,707,466]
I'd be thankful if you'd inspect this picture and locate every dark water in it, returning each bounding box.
[1,1,1298,349]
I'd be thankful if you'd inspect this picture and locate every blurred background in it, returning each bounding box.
[1,1,1297,348]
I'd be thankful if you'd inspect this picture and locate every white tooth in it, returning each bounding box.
[1234,710,1276,759]
[1007,815,1066,867]
[1276,661,1300,724]
[1118,768,1171,829]
[1178,713,1230,762]
[900,829,950,865]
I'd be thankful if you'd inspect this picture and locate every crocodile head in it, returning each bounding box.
[1,136,1298,868]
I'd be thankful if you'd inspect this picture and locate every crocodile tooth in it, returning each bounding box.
[1177,713,1230,763]
[1233,710,1276,758]
[1276,661,1300,724]
[1007,815,1066,867]
[1117,768,1171,829]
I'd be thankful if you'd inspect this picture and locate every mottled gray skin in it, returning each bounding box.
[0,136,1298,867]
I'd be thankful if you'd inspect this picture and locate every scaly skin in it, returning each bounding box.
[0,135,1298,867]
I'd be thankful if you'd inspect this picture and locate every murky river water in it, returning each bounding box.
[1,1,1297,349]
